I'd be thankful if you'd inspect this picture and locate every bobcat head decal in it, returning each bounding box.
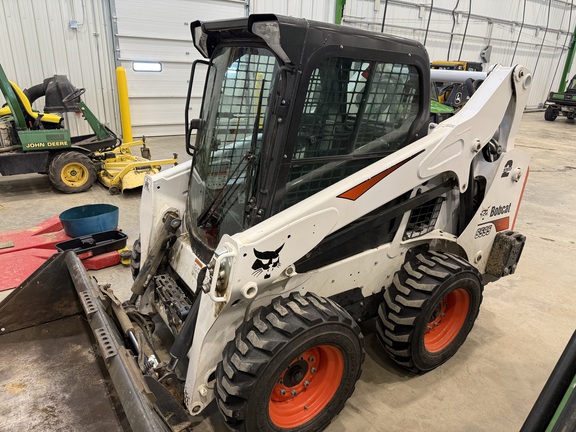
[252,244,284,279]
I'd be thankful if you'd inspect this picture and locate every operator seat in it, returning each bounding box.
[0,81,62,129]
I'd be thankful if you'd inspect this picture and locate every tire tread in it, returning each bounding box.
[376,251,482,372]
[215,292,365,430]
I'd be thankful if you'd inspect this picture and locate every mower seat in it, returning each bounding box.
[0,81,62,128]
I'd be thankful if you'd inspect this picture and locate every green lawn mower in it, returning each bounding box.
[0,63,117,193]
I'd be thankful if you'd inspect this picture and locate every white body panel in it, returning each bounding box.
[142,65,531,414]
[140,159,192,264]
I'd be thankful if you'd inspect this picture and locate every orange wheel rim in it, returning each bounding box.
[268,345,344,428]
[424,288,470,353]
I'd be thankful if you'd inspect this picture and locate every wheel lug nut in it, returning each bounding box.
[304,380,309,387]
[440,313,446,317]
[299,356,304,361]
[280,389,286,395]
[311,367,317,373]
[291,390,297,396]
[278,379,283,384]
[308,356,315,362]
[434,322,439,326]
[426,325,432,330]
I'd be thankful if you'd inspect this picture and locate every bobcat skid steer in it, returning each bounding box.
[0,14,531,432]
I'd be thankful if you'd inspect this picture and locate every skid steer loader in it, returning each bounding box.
[0,14,531,432]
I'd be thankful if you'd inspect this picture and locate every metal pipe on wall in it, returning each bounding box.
[361,0,570,40]
[457,0,472,61]
[423,0,434,45]
[511,0,527,65]
[380,0,389,32]
[532,0,553,77]
[343,18,568,50]
[447,0,461,60]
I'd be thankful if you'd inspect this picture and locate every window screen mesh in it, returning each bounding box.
[207,50,277,188]
[191,47,278,248]
[403,196,444,240]
[282,58,420,209]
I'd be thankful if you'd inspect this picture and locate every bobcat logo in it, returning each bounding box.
[252,244,284,279]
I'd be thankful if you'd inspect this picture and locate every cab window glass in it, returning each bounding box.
[282,58,420,209]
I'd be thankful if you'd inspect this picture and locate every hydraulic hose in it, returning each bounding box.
[131,213,181,296]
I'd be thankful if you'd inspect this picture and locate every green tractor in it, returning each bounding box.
[544,75,576,122]
[0,64,117,193]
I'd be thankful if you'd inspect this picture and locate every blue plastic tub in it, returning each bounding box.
[59,204,119,238]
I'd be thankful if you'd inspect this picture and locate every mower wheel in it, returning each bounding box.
[377,250,482,373]
[545,106,558,121]
[130,237,141,280]
[49,151,97,193]
[215,292,364,431]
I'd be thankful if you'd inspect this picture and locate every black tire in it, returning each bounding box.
[545,106,558,121]
[48,151,97,193]
[215,292,364,432]
[376,250,483,373]
[131,237,141,280]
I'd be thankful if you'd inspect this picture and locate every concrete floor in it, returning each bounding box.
[0,112,575,431]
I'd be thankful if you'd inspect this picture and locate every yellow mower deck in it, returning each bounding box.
[96,139,177,194]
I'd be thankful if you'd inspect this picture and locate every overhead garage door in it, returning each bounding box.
[113,0,336,138]
[114,0,247,138]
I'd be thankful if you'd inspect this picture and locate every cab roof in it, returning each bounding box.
[191,14,429,68]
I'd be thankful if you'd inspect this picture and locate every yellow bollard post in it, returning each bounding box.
[115,66,133,143]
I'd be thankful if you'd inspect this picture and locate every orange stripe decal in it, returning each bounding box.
[512,166,530,230]
[337,151,423,201]
[492,216,510,232]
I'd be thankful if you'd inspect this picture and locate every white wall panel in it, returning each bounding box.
[343,0,576,107]
[114,0,336,137]
[114,0,247,137]
[251,0,336,23]
[0,0,119,137]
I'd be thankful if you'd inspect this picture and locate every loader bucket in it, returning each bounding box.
[0,251,169,432]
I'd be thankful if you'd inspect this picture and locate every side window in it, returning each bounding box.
[281,57,420,209]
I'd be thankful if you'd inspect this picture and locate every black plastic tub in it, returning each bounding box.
[55,230,127,255]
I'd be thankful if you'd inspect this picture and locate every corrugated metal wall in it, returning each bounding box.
[0,0,119,136]
[343,0,576,108]
[4,1,569,137]
[251,0,336,22]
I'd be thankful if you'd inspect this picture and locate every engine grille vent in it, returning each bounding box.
[403,196,444,240]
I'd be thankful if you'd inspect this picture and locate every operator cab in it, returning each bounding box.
[187,14,430,261]
[566,75,576,93]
